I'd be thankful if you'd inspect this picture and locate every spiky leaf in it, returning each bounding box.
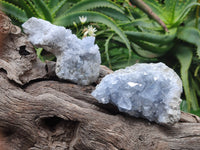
[125,28,177,44]
[0,0,28,22]
[94,7,129,21]
[143,0,197,26]
[64,0,124,14]
[32,0,52,22]
[51,0,69,17]
[48,0,59,9]
[18,0,39,18]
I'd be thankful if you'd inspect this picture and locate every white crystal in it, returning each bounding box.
[22,17,101,85]
[128,82,138,87]
[92,62,183,125]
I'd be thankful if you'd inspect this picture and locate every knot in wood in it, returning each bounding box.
[0,11,21,35]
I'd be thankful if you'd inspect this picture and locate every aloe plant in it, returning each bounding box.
[0,0,127,22]
[122,0,200,114]
[101,0,200,114]
[0,0,132,60]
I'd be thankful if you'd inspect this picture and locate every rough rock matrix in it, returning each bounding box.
[22,17,101,85]
[92,63,183,125]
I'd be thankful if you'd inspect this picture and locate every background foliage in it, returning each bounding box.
[0,0,200,116]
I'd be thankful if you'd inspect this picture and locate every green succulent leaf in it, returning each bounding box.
[174,2,200,26]
[112,35,164,58]
[143,0,197,26]
[163,0,197,24]
[120,19,162,31]
[132,45,163,58]
[51,0,69,18]
[32,0,52,22]
[132,40,175,54]
[177,27,200,58]
[94,7,129,21]
[0,0,28,22]
[175,45,193,111]
[18,0,41,18]
[64,0,124,14]
[2,0,18,6]
[190,76,199,110]
[48,0,59,9]
[180,100,189,112]
[125,28,177,44]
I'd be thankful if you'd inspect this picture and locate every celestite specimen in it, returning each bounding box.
[22,17,101,85]
[92,63,183,125]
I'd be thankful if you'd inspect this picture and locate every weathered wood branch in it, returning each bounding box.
[0,13,200,150]
[129,0,169,32]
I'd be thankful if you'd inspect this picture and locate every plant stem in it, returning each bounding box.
[105,33,113,69]
[129,0,169,32]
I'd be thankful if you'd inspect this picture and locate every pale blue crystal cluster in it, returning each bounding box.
[92,63,183,125]
[22,17,101,85]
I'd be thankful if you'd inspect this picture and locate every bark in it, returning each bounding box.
[0,13,200,150]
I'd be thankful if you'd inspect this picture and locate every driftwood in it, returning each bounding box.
[0,13,200,150]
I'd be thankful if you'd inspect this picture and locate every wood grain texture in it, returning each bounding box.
[0,14,199,150]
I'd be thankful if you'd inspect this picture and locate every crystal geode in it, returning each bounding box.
[92,63,183,125]
[22,17,101,85]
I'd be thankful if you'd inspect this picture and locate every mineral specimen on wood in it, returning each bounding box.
[92,63,183,125]
[22,17,101,85]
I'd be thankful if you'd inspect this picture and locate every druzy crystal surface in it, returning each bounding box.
[22,17,101,85]
[92,63,183,125]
